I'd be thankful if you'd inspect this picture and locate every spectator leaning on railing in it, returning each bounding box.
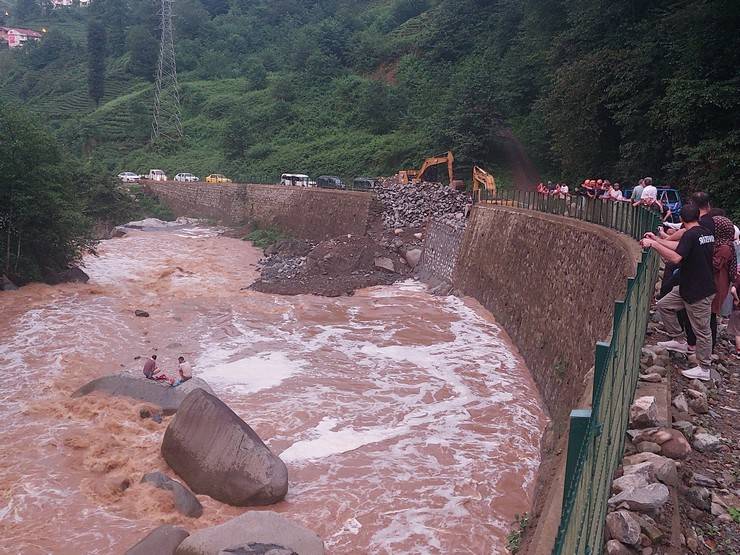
[638,185,672,221]
[641,204,716,381]
[631,179,645,202]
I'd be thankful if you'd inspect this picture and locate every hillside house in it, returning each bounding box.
[0,27,42,48]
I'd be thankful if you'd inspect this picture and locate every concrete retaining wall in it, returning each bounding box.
[452,205,639,426]
[417,219,465,285]
[145,181,374,242]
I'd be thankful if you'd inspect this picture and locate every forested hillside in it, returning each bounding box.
[1,0,738,215]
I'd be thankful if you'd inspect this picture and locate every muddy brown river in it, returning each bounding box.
[0,224,548,554]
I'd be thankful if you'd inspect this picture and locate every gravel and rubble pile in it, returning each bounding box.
[250,235,411,297]
[374,179,472,230]
[255,239,314,283]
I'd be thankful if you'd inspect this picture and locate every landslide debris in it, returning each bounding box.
[374,179,471,230]
[248,180,472,296]
[250,235,409,297]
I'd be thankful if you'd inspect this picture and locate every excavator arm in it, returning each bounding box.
[395,151,455,185]
[472,166,496,200]
[416,151,454,184]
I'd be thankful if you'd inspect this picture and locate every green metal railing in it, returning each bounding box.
[477,189,661,554]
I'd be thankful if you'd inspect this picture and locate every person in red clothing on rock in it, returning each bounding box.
[142,354,171,383]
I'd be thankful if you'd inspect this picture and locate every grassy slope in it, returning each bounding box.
[0,3,519,187]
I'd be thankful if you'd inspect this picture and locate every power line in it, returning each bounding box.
[151,0,182,143]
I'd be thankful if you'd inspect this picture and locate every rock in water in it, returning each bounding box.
[220,544,297,555]
[141,471,203,518]
[175,511,323,555]
[135,309,150,317]
[125,525,189,555]
[44,266,90,285]
[1,274,19,291]
[161,389,288,507]
[72,373,214,415]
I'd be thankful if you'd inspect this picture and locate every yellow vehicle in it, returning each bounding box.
[205,174,232,183]
[472,165,496,200]
[396,151,455,185]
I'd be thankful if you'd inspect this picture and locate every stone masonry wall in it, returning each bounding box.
[145,182,374,242]
[418,219,465,284]
[452,204,640,427]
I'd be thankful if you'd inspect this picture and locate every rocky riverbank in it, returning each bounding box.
[604,313,739,554]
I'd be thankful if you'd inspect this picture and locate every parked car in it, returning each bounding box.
[316,175,346,190]
[657,188,682,221]
[145,169,168,181]
[352,177,377,191]
[205,174,232,183]
[117,171,140,183]
[280,173,310,187]
[175,172,199,182]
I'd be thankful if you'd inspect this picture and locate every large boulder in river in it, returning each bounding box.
[1,274,19,291]
[44,266,90,285]
[161,389,288,506]
[175,511,324,555]
[125,525,190,555]
[72,373,214,415]
[141,471,203,517]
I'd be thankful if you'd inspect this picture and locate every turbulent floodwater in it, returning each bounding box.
[0,225,548,554]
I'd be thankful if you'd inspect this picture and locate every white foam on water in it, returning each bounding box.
[197,351,307,394]
[280,417,402,462]
[0,231,548,554]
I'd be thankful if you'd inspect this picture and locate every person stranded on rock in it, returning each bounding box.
[143,354,170,383]
[642,204,716,381]
[171,356,193,387]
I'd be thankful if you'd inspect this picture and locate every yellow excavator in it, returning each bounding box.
[472,165,496,201]
[396,151,455,185]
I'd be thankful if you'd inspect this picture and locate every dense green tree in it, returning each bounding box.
[14,0,40,22]
[91,0,128,56]
[126,24,158,81]
[87,19,106,105]
[0,107,90,282]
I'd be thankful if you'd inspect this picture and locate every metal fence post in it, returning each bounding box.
[562,409,592,513]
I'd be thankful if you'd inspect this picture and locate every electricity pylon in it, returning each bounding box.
[151,0,183,143]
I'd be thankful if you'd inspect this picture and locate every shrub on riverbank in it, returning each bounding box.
[245,227,289,249]
[0,106,142,284]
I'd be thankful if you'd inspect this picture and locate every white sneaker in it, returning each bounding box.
[681,366,711,381]
[658,339,690,353]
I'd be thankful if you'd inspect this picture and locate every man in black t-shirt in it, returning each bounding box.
[642,204,715,380]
